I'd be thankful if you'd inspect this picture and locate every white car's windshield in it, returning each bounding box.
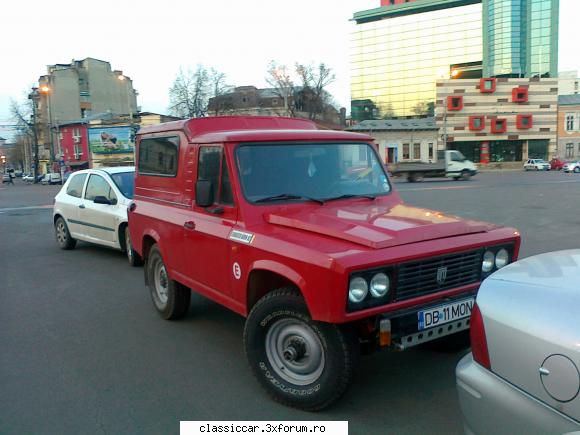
[236,143,390,204]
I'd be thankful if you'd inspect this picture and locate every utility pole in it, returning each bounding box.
[28,89,40,183]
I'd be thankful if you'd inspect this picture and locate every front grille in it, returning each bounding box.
[395,250,482,301]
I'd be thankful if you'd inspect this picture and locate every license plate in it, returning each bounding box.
[417,298,474,331]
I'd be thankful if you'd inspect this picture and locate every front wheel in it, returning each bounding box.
[574,167,580,174]
[460,170,471,181]
[146,245,190,320]
[244,288,359,411]
[123,227,143,267]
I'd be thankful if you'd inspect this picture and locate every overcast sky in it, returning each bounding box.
[1,0,579,139]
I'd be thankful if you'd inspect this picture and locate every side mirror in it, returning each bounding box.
[195,180,214,208]
[94,195,114,205]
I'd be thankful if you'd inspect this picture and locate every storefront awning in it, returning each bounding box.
[65,161,89,167]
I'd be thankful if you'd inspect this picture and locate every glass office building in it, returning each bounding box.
[351,0,559,120]
[483,0,559,77]
[352,1,483,119]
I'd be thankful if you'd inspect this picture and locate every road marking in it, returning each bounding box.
[0,204,53,212]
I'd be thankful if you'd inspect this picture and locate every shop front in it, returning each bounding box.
[449,140,548,163]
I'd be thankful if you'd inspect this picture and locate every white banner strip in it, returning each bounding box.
[181,421,348,435]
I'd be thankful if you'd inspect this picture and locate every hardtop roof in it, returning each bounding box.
[136,116,373,143]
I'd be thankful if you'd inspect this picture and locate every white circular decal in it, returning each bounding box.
[233,262,242,280]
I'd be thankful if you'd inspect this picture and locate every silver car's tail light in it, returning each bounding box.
[470,302,491,370]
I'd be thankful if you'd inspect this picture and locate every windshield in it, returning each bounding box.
[109,171,135,199]
[236,143,390,203]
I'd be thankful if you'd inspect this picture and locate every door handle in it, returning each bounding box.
[184,221,196,230]
[79,204,85,209]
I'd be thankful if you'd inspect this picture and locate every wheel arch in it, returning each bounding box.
[118,221,128,251]
[246,261,309,315]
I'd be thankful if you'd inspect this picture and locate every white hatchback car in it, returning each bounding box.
[523,159,550,171]
[52,166,142,266]
[456,250,580,435]
[563,161,580,173]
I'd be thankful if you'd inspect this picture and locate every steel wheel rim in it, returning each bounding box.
[153,261,169,305]
[265,318,325,385]
[56,220,67,244]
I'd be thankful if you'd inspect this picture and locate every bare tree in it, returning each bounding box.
[208,68,234,115]
[168,66,210,118]
[265,61,295,117]
[295,63,336,120]
[10,99,35,172]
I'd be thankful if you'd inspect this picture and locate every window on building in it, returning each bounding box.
[512,87,529,103]
[73,128,80,137]
[272,99,278,106]
[566,113,575,131]
[198,146,234,206]
[138,136,180,176]
[480,78,497,93]
[491,118,507,134]
[566,143,574,159]
[469,116,485,131]
[403,143,410,160]
[516,114,533,129]
[413,143,421,160]
[428,143,434,160]
[447,96,463,111]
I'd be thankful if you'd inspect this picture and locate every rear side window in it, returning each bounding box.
[66,173,87,198]
[138,136,180,176]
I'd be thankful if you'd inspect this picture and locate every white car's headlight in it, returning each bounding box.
[495,248,509,269]
[349,277,368,303]
[370,273,390,298]
[482,250,495,272]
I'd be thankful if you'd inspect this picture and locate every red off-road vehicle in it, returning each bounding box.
[128,116,520,410]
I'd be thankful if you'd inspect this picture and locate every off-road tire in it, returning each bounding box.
[146,245,190,320]
[54,216,76,250]
[122,226,143,267]
[244,288,359,411]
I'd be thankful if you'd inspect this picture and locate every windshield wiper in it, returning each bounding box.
[323,194,377,202]
[254,193,325,205]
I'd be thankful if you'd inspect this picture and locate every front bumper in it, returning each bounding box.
[456,353,580,435]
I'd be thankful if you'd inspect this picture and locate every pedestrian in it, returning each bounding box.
[8,171,14,185]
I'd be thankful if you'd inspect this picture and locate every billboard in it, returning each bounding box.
[88,126,133,154]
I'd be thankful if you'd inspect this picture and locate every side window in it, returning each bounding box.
[85,175,116,202]
[66,173,87,198]
[198,147,234,206]
[450,152,463,162]
[138,136,180,176]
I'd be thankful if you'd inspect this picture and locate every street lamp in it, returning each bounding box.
[39,84,56,163]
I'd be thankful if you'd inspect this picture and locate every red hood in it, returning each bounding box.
[265,202,498,249]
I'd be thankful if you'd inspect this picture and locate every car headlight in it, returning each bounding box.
[370,273,390,298]
[482,250,495,272]
[495,248,509,269]
[348,277,368,303]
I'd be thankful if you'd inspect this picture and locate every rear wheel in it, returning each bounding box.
[146,245,190,320]
[244,288,359,411]
[54,217,76,250]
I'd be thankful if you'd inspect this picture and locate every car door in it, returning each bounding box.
[58,172,88,237]
[80,173,119,245]
[182,145,238,297]
[447,151,466,174]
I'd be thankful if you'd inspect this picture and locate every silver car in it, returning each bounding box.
[563,161,580,173]
[456,250,580,435]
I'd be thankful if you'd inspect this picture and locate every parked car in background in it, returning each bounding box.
[562,161,580,173]
[2,174,11,184]
[456,250,580,435]
[14,170,23,177]
[523,159,550,171]
[41,173,62,185]
[549,158,566,171]
[52,166,140,266]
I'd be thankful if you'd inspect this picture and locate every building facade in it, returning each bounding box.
[351,0,559,120]
[348,118,438,164]
[558,71,580,95]
[31,58,138,166]
[436,77,558,165]
[557,95,580,160]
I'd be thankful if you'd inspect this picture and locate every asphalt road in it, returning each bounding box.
[1,171,579,435]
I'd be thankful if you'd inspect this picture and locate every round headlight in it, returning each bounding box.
[495,248,509,269]
[348,277,368,303]
[482,250,495,272]
[370,273,390,298]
